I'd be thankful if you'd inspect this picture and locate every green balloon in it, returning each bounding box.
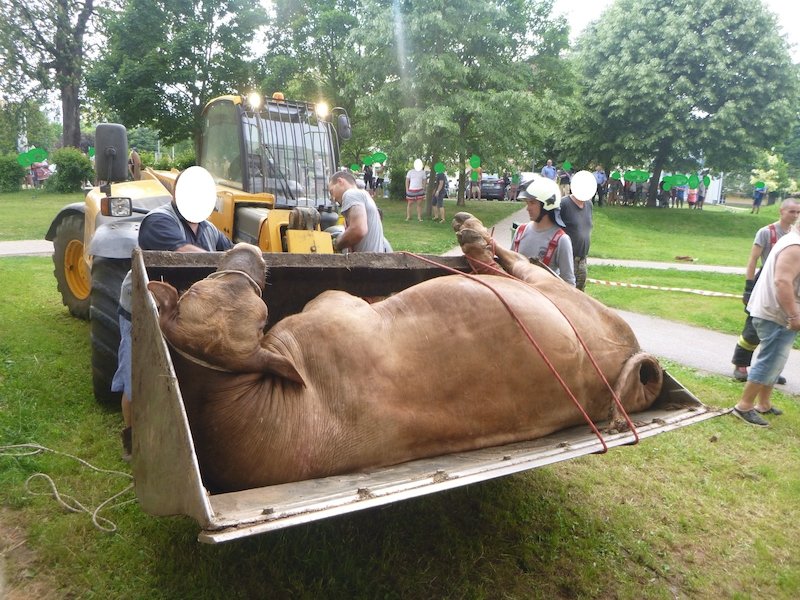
[350,163,359,172]
[372,151,387,163]
[610,171,621,180]
[672,174,689,186]
[469,154,481,169]
[434,162,445,174]
[562,161,572,171]
[688,174,700,190]
[29,148,47,162]
[624,169,649,183]
[703,175,710,187]
[363,156,374,166]
[17,152,33,167]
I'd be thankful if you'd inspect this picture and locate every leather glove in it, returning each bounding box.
[742,279,755,306]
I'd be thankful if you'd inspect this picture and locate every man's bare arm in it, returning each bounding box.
[774,245,800,330]
[337,204,368,251]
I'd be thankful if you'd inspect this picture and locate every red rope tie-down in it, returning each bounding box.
[461,249,641,444]
[398,249,640,451]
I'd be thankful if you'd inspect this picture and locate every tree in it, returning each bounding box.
[572,0,799,205]
[88,0,267,146]
[259,0,379,170]
[0,0,95,148]
[353,0,568,205]
[0,100,59,154]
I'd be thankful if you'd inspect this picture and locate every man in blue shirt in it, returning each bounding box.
[540,159,557,181]
[114,166,232,460]
[593,165,607,206]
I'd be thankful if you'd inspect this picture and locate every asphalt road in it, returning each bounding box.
[2,222,797,396]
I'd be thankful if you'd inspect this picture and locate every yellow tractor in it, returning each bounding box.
[45,92,350,404]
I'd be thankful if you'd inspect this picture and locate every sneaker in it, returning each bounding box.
[776,375,787,385]
[755,406,783,416]
[731,407,769,427]
[732,367,748,382]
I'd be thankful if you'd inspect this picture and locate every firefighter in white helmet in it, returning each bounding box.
[510,175,576,286]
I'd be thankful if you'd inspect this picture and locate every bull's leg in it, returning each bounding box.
[455,228,499,274]
[451,212,491,240]
[453,212,547,281]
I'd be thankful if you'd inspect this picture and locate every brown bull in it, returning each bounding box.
[148,224,662,493]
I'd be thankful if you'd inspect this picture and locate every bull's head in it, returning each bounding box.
[148,243,304,385]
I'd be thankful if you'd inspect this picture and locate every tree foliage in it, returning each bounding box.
[259,0,378,170]
[0,0,95,148]
[88,0,267,146]
[0,101,57,154]
[352,0,568,204]
[572,0,799,204]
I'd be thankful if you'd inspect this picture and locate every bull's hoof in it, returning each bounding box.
[456,227,486,246]
[451,212,476,232]
[451,212,491,239]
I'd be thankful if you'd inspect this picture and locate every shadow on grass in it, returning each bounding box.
[139,470,646,599]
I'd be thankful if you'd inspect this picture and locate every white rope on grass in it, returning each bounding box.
[587,278,739,298]
[0,443,135,534]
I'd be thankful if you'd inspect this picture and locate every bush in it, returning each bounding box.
[173,149,195,171]
[388,168,406,199]
[48,148,93,193]
[139,149,195,172]
[0,153,26,192]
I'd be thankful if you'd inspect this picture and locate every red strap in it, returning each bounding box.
[512,223,528,252]
[768,223,777,246]
[541,229,565,266]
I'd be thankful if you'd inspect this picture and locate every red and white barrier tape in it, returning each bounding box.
[587,279,738,298]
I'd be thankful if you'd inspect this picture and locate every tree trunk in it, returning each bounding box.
[457,152,466,207]
[426,154,437,217]
[61,80,81,148]
[647,140,672,207]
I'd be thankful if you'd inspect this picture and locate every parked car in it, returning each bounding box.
[481,174,507,200]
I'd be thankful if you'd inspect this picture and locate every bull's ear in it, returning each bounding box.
[147,281,179,314]
[255,350,305,387]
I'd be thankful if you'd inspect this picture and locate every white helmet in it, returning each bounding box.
[518,175,561,211]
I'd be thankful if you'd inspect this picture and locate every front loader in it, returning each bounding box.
[45,92,350,405]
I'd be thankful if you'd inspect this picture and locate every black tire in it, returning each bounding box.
[90,257,130,407]
[52,214,91,320]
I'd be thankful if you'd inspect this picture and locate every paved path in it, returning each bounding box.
[2,228,797,396]
[0,239,53,256]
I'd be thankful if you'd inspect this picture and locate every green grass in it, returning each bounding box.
[585,265,800,350]
[1,194,798,598]
[0,188,85,241]
[1,262,797,597]
[375,196,520,254]
[590,203,778,266]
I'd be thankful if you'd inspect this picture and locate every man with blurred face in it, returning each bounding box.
[732,210,800,427]
[731,199,800,384]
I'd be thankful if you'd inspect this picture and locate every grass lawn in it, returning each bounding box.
[0,191,798,598]
[589,202,777,266]
[0,189,85,241]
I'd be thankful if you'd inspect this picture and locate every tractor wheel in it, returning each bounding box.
[90,257,130,407]
[52,214,91,320]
